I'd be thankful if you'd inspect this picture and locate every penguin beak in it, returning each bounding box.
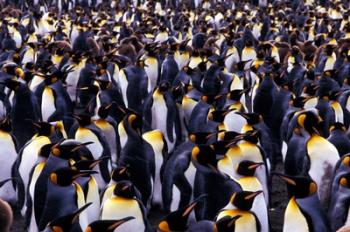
[71,202,93,223]
[72,170,98,179]
[89,156,109,168]
[273,173,297,186]
[244,190,263,200]
[227,215,242,227]
[108,217,135,230]
[70,141,94,152]
[248,162,264,170]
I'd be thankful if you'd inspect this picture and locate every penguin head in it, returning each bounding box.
[113,181,137,199]
[289,97,308,109]
[296,111,322,135]
[275,173,317,199]
[97,103,113,119]
[1,63,25,79]
[208,109,234,123]
[46,203,92,232]
[227,89,247,102]
[215,215,242,232]
[0,116,11,132]
[94,78,112,90]
[50,167,96,187]
[124,113,142,135]
[188,131,222,145]
[51,141,94,160]
[85,217,135,232]
[39,143,56,159]
[229,190,263,211]
[330,122,347,133]
[110,166,131,182]
[191,144,221,174]
[236,160,264,176]
[235,112,262,125]
[0,79,22,92]
[73,113,92,127]
[158,195,206,232]
[31,121,55,137]
[72,156,109,171]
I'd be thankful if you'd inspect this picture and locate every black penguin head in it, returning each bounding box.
[47,203,92,232]
[215,215,242,232]
[229,190,262,211]
[30,121,55,136]
[227,89,247,102]
[73,113,92,127]
[113,181,136,199]
[188,131,221,145]
[274,173,317,199]
[97,103,113,119]
[296,111,322,135]
[72,156,108,171]
[191,145,220,173]
[85,217,135,232]
[208,109,234,123]
[237,130,260,144]
[111,166,131,182]
[125,113,142,135]
[158,195,206,232]
[236,160,264,176]
[330,122,347,133]
[236,112,262,125]
[50,167,96,187]
[0,79,21,91]
[38,143,56,159]
[289,97,308,108]
[51,141,94,161]
[158,81,171,93]
[0,116,11,132]
[2,64,24,79]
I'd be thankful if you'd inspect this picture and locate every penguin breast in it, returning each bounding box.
[283,197,309,232]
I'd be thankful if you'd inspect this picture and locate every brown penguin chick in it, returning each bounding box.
[117,38,138,62]
[301,40,317,63]
[274,41,291,64]
[0,199,12,232]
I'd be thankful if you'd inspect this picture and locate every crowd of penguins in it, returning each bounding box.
[3,0,350,231]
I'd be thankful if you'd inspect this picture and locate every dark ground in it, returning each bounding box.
[10,162,288,232]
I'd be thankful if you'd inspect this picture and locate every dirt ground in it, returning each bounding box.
[10,162,288,232]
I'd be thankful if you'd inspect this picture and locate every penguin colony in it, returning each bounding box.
[2,0,350,231]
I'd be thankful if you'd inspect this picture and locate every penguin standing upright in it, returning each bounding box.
[118,113,155,207]
[0,79,41,147]
[72,113,111,189]
[143,82,181,152]
[216,190,263,232]
[142,129,167,209]
[39,167,94,231]
[100,180,150,232]
[276,174,330,232]
[0,116,17,203]
[15,121,54,216]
